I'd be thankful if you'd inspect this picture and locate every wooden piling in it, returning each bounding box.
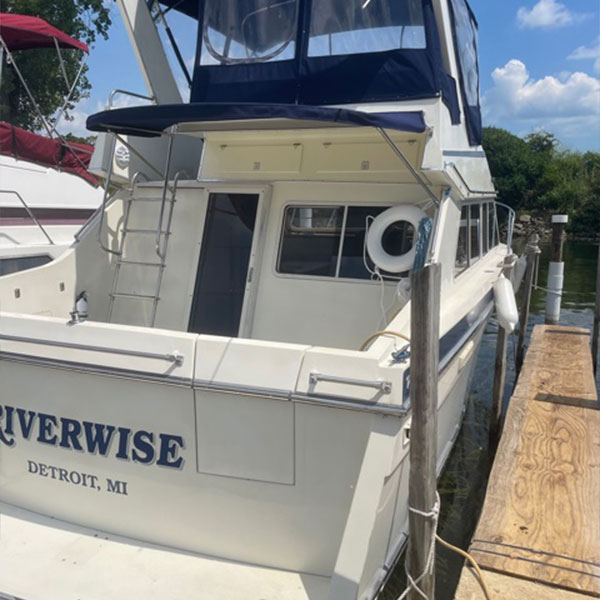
[406,262,441,600]
[593,242,599,376]
[516,234,539,377]
[490,326,508,444]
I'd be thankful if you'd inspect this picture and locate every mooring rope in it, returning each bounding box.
[397,492,441,600]
[396,492,493,600]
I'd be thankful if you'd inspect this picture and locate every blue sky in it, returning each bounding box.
[62,0,600,151]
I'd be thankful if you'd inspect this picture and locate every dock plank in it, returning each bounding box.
[461,325,600,597]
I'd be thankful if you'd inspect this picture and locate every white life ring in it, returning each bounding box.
[366,205,427,273]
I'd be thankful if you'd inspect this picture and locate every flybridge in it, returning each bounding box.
[0,404,185,469]
[162,0,462,119]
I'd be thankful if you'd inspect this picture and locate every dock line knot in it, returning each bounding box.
[397,492,441,600]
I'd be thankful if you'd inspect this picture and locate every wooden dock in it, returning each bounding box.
[455,324,600,599]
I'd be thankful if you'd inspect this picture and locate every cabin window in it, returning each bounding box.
[454,206,468,275]
[278,206,343,277]
[0,254,52,276]
[481,202,489,254]
[308,0,426,57]
[200,0,300,65]
[488,202,496,248]
[470,204,481,260]
[278,205,415,280]
[339,206,414,279]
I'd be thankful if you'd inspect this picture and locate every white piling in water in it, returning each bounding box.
[545,215,568,325]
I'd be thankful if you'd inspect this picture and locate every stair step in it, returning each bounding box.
[126,196,175,203]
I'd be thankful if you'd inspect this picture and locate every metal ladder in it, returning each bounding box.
[107,170,186,327]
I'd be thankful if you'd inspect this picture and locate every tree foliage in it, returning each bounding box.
[483,127,599,235]
[0,0,112,131]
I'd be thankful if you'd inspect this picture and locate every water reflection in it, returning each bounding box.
[381,241,599,599]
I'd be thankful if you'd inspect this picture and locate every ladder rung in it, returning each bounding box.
[122,228,171,235]
[110,292,159,300]
[127,196,175,203]
[117,260,164,267]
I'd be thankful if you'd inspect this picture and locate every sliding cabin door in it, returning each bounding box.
[188,193,259,337]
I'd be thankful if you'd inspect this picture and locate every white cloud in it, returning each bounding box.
[568,38,600,74]
[482,59,600,146]
[484,59,600,119]
[517,0,587,29]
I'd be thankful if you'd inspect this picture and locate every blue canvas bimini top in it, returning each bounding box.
[86,102,427,137]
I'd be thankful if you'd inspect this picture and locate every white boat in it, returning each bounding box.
[0,1,516,599]
[0,13,103,276]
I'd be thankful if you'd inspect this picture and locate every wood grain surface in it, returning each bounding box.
[460,325,600,597]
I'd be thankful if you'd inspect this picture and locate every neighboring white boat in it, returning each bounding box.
[0,1,515,599]
[0,13,103,276]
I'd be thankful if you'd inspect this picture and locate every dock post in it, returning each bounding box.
[545,215,568,325]
[593,242,599,376]
[516,234,540,377]
[406,262,440,600]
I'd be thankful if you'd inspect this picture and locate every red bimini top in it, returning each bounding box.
[0,122,99,187]
[0,13,88,52]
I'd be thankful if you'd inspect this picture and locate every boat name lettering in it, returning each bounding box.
[0,404,185,469]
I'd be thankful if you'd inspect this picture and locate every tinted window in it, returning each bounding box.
[470,204,480,260]
[454,206,468,275]
[189,193,258,336]
[488,202,496,248]
[278,206,343,277]
[201,0,299,65]
[308,0,426,57]
[0,254,52,276]
[338,206,415,279]
[481,202,489,253]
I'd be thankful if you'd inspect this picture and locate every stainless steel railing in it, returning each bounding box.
[0,189,55,245]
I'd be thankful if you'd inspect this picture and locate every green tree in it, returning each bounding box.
[482,126,536,209]
[0,1,112,131]
[483,126,599,236]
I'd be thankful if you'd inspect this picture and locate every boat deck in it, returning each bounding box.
[0,502,329,600]
[455,324,600,598]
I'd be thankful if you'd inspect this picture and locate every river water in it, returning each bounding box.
[381,240,599,600]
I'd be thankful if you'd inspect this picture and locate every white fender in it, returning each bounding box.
[494,275,519,333]
[366,205,427,273]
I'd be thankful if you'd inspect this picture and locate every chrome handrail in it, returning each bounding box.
[156,136,175,259]
[0,332,184,365]
[156,170,188,260]
[108,89,154,110]
[96,134,120,255]
[0,189,54,245]
[494,201,516,254]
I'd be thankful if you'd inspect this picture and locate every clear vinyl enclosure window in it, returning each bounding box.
[201,0,300,65]
[308,0,426,57]
[278,205,414,280]
[449,0,479,108]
